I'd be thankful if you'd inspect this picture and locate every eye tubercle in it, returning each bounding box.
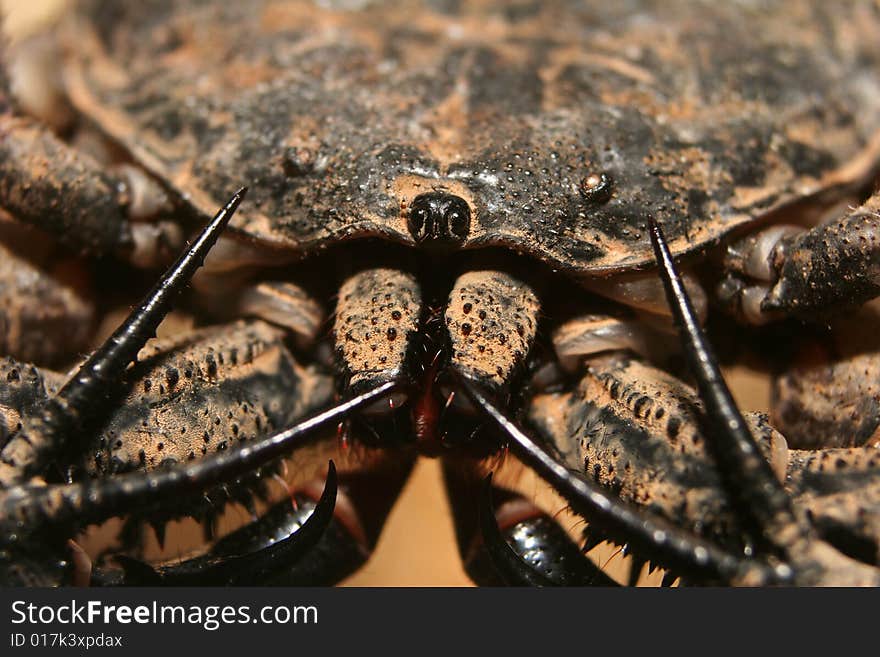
[407,191,471,250]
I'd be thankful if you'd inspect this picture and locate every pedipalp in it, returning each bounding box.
[0,188,248,485]
[456,375,774,585]
[100,461,338,586]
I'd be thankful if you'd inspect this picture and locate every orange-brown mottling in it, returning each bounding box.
[445,270,539,390]
[334,268,422,391]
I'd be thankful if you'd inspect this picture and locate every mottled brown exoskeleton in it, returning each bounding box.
[2,0,880,586]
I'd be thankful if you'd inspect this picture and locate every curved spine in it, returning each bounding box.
[110,462,338,586]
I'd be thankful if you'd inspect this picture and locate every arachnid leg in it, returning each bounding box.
[78,318,335,544]
[0,112,183,267]
[0,189,247,486]
[0,112,131,256]
[0,358,63,451]
[529,351,880,573]
[764,301,880,563]
[772,300,880,449]
[718,191,880,323]
[200,279,325,350]
[458,377,767,585]
[551,311,680,371]
[0,229,95,366]
[527,353,788,557]
[2,40,182,267]
[649,219,880,585]
[332,264,422,455]
[444,270,540,397]
[192,237,327,349]
[0,374,403,585]
[333,268,422,396]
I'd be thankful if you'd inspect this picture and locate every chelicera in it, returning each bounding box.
[2,0,880,586]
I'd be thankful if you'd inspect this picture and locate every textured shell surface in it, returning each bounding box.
[62,0,880,273]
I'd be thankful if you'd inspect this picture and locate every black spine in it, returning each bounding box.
[648,219,806,559]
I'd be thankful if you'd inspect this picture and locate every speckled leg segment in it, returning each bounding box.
[0,113,132,256]
[0,105,179,268]
[527,354,789,553]
[720,192,880,323]
[772,301,880,449]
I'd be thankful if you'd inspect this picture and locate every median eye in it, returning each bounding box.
[410,205,429,235]
[407,191,471,251]
[444,199,471,240]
